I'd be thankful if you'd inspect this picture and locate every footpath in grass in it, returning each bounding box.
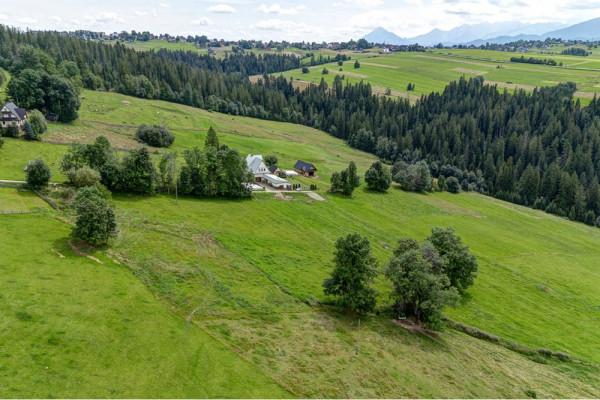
[0,213,291,398]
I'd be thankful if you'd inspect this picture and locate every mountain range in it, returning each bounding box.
[363,17,600,46]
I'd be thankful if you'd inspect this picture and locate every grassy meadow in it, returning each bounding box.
[0,213,290,398]
[275,49,600,103]
[1,89,600,397]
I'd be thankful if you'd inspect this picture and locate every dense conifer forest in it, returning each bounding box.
[2,24,600,224]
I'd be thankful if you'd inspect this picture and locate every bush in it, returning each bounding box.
[0,137,3,150]
[354,60,360,69]
[538,348,552,357]
[555,351,570,360]
[67,166,102,188]
[136,124,174,148]
[365,160,392,192]
[28,109,47,136]
[72,186,117,245]
[301,66,309,73]
[525,389,537,399]
[322,68,329,75]
[26,159,51,189]
[445,176,460,193]
[5,123,20,138]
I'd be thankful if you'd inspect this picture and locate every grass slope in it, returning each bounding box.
[0,213,290,398]
[1,90,600,397]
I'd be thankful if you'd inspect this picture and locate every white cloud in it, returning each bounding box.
[159,2,170,8]
[251,18,312,32]
[333,0,383,8]
[258,4,306,15]
[50,16,62,23]
[81,12,124,27]
[207,4,236,13]
[191,17,214,26]
[135,9,158,17]
[0,13,7,20]
[17,17,37,24]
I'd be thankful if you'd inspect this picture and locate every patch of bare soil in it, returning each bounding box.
[392,318,444,344]
[51,249,65,258]
[68,239,103,264]
[274,192,294,201]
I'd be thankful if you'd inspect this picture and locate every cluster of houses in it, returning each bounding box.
[245,154,317,191]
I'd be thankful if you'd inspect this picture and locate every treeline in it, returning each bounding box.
[60,130,250,198]
[510,55,559,66]
[560,47,590,56]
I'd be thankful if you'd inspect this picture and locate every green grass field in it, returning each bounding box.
[275,49,600,103]
[0,213,290,398]
[1,89,600,397]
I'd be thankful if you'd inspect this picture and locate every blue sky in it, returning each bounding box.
[1,0,599,41]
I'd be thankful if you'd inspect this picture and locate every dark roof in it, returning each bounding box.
[269,164,279,174]
[1,102,26,121]
[294,160,317,172]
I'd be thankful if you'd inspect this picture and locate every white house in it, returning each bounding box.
[246,154,269,182]
[263,174,292,190]
[1,102,27,129]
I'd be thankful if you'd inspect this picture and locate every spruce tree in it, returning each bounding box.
[23,121,37,141]
[205,126,219,149]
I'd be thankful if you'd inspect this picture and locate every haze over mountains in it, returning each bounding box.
[363,17,600,46]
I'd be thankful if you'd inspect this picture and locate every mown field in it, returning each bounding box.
[276,49,600,103]
[1,89,600,397]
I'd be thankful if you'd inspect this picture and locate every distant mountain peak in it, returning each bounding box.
[360,18,600,46]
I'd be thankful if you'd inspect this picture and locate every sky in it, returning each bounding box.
[1,0,599,42]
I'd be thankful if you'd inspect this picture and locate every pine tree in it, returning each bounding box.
[205,126,220,149]
[23,121,37,141]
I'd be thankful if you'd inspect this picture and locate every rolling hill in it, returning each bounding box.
[1,89,600,397]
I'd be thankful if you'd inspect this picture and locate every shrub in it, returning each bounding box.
[67,166,102,188]
[354,60,360,68]
[538,348,552,357]
[525,389,537,399]
[301,66,309,73]
[72,186,117,245]
[365,161,392,192]
[0,137,3,150]
[322,68,329,75]
[555,351,570,360]
[5,123,20,138]
[135,124,175,148]
[26,159,51,189]
[445,176,460,193]
[28,109,47,136]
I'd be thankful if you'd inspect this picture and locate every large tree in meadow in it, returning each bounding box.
[323,233,378,313]
[72,186,117,245]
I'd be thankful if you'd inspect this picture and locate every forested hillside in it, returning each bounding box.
[3,25,600,224]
